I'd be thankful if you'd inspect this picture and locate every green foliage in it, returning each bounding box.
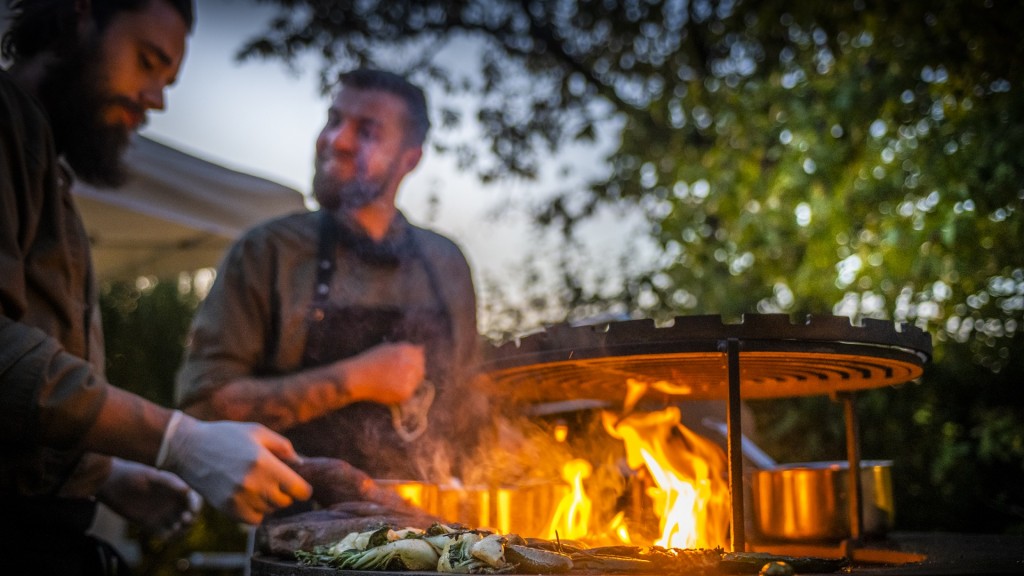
[100,277,248,573]
[243,0,1024,533]
[100,277,201,406]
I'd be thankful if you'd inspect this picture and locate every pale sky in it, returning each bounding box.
[142,1,655,315]
[144,3,572,274]
[2,0,654,327]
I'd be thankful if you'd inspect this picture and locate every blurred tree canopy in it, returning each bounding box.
[98,0,1021,537]
[240,0,1022,363]
[233,0,1023,533]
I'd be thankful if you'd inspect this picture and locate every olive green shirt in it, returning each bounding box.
[175,209,481,411]
[0,69,110,499]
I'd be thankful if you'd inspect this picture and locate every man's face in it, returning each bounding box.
[40,0,188,186]
[313,87,422,212]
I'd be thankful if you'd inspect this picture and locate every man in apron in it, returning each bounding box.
[176,69,489,483]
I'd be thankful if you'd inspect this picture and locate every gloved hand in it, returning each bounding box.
[97,458,202,540]
[156,411,312,524]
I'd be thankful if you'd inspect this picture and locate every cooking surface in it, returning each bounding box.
[480,315,932,404]
[251,532,1024,575]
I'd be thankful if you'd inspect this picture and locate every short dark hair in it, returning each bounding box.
[338,68,430,147]
[2,0,195,61]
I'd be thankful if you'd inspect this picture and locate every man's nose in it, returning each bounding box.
[140,82,166,111]
[326,121,359,151]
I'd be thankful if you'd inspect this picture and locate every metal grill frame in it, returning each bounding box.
[479,314,932,553]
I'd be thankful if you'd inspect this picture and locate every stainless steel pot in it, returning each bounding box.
[374,479,440,515]
[749,460,894,542]
[438,481,569,537]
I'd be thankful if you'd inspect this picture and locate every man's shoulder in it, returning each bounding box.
[240,210,317,241]
[1,68,47,133]
[408,223,464,257]
[228,210,318,258]
[407,224,472,278]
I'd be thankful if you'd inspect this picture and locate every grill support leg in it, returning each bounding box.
[841,392,864,545]
[725,338,746,552]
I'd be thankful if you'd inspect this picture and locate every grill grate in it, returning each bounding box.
[480,314,931,405]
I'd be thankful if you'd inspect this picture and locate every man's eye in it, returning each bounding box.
[139,54,155,71]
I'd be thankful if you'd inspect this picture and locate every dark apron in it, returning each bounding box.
[285,211,455,480]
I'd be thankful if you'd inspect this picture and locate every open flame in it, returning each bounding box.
[437,380,732,550]
[603,407,731,549]
[540,405,731,550]
[544,459,593,540]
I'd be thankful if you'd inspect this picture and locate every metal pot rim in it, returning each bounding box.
[763,459,893,472]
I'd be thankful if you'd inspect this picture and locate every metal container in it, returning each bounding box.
[374,479,440,515]
[750,460,894,542]
[438,481,569,537]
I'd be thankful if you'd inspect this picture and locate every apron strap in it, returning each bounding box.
[405,230,455,345]
[312,210,338,317]
[309,210,454,342]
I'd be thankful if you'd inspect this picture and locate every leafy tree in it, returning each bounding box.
[101,277,201,406]
[101,278,248,575]
[236,0,1023,532]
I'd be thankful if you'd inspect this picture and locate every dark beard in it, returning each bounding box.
[313,164,390,212]
[36,42,139,188]
[313,175,387,212]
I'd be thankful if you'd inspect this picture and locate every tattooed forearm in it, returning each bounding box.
[192,364,355,431]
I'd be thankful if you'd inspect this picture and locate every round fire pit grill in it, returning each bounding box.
[479,314,932,553]
[479,314,931,405]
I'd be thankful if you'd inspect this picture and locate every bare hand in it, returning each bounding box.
[341,341,425,405]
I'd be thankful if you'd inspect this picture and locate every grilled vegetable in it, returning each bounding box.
[326,525,395,554]
[298,537,439,571]
[438,532,512,573]
[471,534,507,567]
[759,561,794,576]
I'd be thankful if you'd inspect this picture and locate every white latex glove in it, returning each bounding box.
[156,411,312,524]
[97,458,202,540]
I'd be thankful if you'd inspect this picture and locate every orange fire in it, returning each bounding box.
[544,459,593,540]
[542,406,731,550]
[603,407,731,550]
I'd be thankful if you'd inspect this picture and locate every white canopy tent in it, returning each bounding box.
[73,136,308,280]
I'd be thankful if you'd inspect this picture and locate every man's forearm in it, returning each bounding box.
[184,364,354,431]
[82,386,171,466]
